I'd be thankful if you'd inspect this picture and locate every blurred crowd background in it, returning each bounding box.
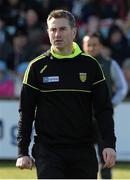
[0,0,130,98]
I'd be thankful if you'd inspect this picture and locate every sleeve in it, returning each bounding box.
[111,60,128,106]
[92,62,116,149]
[92,60,105,85]
[17,63,39,157]
[23,62,40,90]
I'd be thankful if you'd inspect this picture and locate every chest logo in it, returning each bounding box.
[43,76,59,83]
[79,73,87,82]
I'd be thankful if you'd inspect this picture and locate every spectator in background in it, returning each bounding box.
[0,60,14,97]
[82,32,128,106]
[49,0,72,12]
[72,0,99,22]
[8,27,28,70]
[0,0,6,19]
[38,0,73,23]
[99,18,113,40]
[0,16,9,44]
[38,0,51,23]
[4,0,23,36]
[98,0,126,19]
[82,33,128,179]
[106,24,130,67]
[87,15,100,34]
[124,10,130,44]
[122,58,130,99]
[24,9,42,35]
[72,0,87,21]
[0,16,12,68]
[23,28,46,61]
[14,62,28,97]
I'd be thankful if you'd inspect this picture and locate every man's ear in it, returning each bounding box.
[73,27,77,38]
[47,28,49,34]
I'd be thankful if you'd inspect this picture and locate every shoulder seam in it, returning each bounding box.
[81,53,105,80]
[31,53,47,64]
[92,78,105,86]
[81,52,96,61]
[23,83,40,91]
[23,53,47,84]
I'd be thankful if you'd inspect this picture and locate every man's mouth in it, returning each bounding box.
[55,40,63,43]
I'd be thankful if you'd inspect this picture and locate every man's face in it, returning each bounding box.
[82,36,101,57]
[123,68,130,82]
[47,18,76,52]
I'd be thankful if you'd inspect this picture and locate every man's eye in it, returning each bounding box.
[60,27,66,31]
[50,28,56,32]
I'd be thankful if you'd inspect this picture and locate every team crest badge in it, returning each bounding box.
[79,73,87,82]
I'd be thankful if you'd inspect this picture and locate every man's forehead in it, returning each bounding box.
[47,17,70,28]
[84,36,99,42]
[83,36,90,42]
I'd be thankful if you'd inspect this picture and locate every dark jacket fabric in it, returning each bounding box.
[95,55,113,97]
[17,43,116,157]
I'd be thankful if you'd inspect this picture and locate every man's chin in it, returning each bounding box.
[55,45,64,50]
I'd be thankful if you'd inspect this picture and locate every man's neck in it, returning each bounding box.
[52,46,74,56]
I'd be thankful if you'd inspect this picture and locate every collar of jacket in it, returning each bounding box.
[50,42,82,59]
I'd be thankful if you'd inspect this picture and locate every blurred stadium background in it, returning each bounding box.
[0,0,130,179]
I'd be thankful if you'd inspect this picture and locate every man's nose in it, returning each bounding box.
[55,30,61,37]
[89,46,95,51]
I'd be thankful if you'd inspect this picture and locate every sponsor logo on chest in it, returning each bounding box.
[43,76,59,83]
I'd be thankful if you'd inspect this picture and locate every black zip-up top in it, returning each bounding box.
[17,43,116,157]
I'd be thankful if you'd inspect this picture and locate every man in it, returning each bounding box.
[16,10,116,179]
[82,33,128,179]
[122,58,130,99]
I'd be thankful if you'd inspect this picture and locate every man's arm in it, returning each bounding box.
[16,85,38,169]
[92,81,116,167]
[111,60,128,106]
[92,58,116,167]
[92,81,116,147]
